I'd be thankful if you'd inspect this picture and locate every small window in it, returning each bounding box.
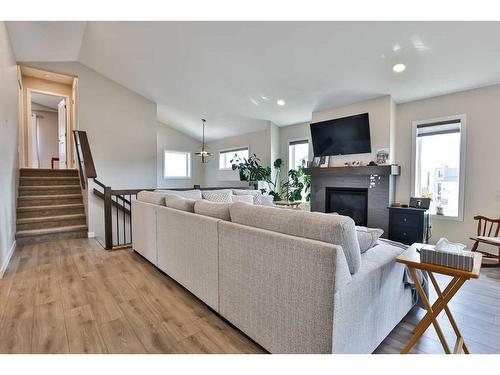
[219,147,249,170]
[289,139,309,170]
[411,115,466,220]
[164,150,191,179]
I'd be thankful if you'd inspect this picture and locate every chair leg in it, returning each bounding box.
[470,241,479,252]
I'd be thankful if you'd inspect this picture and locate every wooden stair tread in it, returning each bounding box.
[17,203,84,211]
[17,213,86,224]
[20,176,80,180]
[16,224,88,238]
[19,185,81,190]
[20,168,78,172]
[18,194,82,200]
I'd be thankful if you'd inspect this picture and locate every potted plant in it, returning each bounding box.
[231,153,269,182]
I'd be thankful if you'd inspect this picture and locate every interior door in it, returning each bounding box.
[58,99,67,169]
[29,113,39,168]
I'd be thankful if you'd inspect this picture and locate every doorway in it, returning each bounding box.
[28,91,68,169]
[18,65,78,170]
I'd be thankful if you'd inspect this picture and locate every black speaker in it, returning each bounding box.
[409,197,431,210]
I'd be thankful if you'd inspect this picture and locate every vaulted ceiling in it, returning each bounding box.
[7,21,500,140]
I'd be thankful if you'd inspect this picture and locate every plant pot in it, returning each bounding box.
[239,169,248,181]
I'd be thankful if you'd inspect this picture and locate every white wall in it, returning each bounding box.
[32,110,58,169]
[204,129,271,187]
[0,22,19,276]
[279,122,313,173]
[395,84,500,246]
[27,62,159,245]
[157,122,203,188]
[312,95,393,166]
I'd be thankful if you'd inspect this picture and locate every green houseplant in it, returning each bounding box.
[231,155,311,202]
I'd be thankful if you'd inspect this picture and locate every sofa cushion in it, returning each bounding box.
[233,189,263,204]
[259,195,275,206]
[231,194,254,204]
[194,200,232,221]
[229,202,361,274]
[356,226,384,253]
[137,191,166,206]
[155,189,202,200]
[202,189,233,203]
[164,194,196,213]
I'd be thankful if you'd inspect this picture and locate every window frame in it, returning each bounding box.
[410,114,467,221]
[163,150,191,180]
[218,146,249,171]
[288,138,310,171]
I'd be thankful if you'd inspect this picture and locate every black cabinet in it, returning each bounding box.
[388,207,429,245]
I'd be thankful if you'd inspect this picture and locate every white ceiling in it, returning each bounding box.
[7,21,500,141]
[31,92,65,109]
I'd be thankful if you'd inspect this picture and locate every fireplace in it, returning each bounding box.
[325,187,368,226]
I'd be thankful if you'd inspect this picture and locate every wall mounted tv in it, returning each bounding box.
[310,113,371,156]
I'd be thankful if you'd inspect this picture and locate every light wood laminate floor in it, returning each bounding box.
[0,238,498,354]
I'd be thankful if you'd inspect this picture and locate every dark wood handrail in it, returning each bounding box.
[73,130,97,189]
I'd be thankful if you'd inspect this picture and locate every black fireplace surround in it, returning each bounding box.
[325,187,368,226]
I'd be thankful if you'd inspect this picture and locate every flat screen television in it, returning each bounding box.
[310,113,371,156]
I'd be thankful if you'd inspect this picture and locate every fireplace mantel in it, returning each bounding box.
[308,164,400,236]
[304,164,400,177]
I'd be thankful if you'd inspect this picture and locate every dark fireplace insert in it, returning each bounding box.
[325,187,368,226]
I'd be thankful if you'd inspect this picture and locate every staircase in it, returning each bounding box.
[16,168,88,245]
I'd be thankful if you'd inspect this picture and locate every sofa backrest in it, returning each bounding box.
[155,189,203,200]
[229,202,361,274]
[137,191,168,206]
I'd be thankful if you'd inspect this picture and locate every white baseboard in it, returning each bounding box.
[0,240,16,279]
[88,232,95,238]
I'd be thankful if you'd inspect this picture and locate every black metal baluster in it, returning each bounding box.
[122,195,126,247]
[115,195,119,246]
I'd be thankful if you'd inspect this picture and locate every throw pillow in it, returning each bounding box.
[232,189,262,204]
[356,226,384,253]
[259,195,274,206]
[164,194,196,213]
[202,190,233,203]
[194,200,232,221]
[231,194,254,204]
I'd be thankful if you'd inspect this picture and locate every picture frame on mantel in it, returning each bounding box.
[319,156,330,168]
[312,156,321,167]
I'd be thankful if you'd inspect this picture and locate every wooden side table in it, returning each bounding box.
[395,243,482,354]
[274,200,301,209]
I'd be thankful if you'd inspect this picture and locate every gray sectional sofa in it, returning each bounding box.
[131,189,414,354]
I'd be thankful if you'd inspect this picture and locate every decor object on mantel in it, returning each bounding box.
[195,119,213,163]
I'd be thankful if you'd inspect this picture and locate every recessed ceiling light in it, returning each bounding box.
[392,63,406,73]
[260,95,269,100]
[277,99,285,106]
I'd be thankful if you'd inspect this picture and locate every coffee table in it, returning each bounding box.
[395,243,482,354]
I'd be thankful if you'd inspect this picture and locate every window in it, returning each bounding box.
[411,115,466,220]
[164,150,191,179]
[289,139,309,170]
[219,147,249,170]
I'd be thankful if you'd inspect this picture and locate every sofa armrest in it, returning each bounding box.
[218,221,351,353]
